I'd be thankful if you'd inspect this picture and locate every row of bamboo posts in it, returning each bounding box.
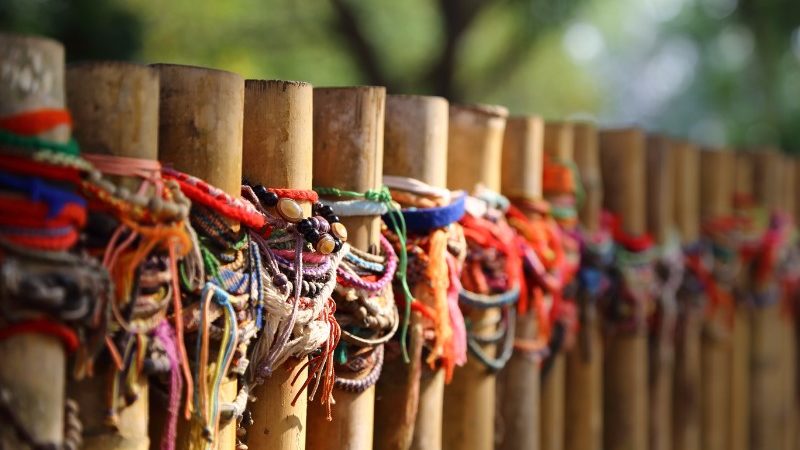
[1,31,799,450]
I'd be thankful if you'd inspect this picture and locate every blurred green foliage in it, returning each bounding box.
[2,0,800,152]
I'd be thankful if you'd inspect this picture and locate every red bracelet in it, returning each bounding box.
[268,188,319,203]
[0,109,73,136]
[0,154,83,185]
[0,319,79,352]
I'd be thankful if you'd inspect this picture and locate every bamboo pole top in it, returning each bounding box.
[751,149,783,212]
[242,79,313,190]
[599,127,647,236]
[573,121,602,232]
[544,121,574,161]
[66,62,159,160]
[700,148,734,220]
[312,86,385,251]
[782,155,796,220]
[672,139,700,244]
[312,86,386,194]
[383,94,449,187]
[0,33,67,142]
[500,115,544,200]
[447,103,508,192]
[154,63,244,197]
[646,134,676,244]
[733,151,754,197]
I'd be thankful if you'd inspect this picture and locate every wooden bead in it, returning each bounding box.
[330,221,348,242]
[315,234,336,255]
[276,198,303,223]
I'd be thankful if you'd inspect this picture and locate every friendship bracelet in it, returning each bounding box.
[0,109,73,135]
[385,191,466,235]
[383,175,451,202]
[0,129,80,156]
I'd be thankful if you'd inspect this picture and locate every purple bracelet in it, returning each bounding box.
[337,235,398,293]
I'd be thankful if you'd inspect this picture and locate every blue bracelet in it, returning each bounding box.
[0,170,86,218]
[383,191,466,235]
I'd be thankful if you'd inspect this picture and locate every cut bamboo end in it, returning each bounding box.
[384,94,449,187]
[153,63,244,197]
[67,62,159,160]
[501,115,545,200]
[672,140,700,244]
[447,103,508,192]
[573,121,602,232]
[646,134,676,244]
[599,127,646,235]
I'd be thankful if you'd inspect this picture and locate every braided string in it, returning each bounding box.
[315,186,415,362]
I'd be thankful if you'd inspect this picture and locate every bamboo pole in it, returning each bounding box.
[645,134,676,450]
[699,149,734,450]
[671,140,702,450]
[376,94,449,450]
[598,128,648,450]
[242,79,313,450]
[497,115,544,450]
[565,121,603,450]
[729,151,752,450]
[66,61,159,450]
[0,32,69,450]
[442,103,508,450]
[154,63,244,450]
[780,154,798,450]
[540,121,573,450]
[750,149,787,450]
[306,86,385,450]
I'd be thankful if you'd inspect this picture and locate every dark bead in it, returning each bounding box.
[304,229,321,243]
[255,185,279,206]
[297,218,313,233]
[312,202,324,214]
[319,205,334,216]
[333,238,343,253]
[327,214,340,224]
[273,273,289,287]
[316,216,330,233]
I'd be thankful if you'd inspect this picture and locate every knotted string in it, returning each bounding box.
[315,186,415,362]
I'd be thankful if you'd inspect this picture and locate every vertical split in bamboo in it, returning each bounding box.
[242,79,313,450]
[671,140,702,450]
[750,149,787,450]
[497,115,544,450]
[376,94,450,450]
[66,61,159,450]
[645,134,676,450]
[442,103,508,450]
[565,121,603,450]
[0,32,68,450]
[699,149,734,450]
[540,121,573,450]
[306,86,386,450]
[155,63,245,450]
[598,128,648,450]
